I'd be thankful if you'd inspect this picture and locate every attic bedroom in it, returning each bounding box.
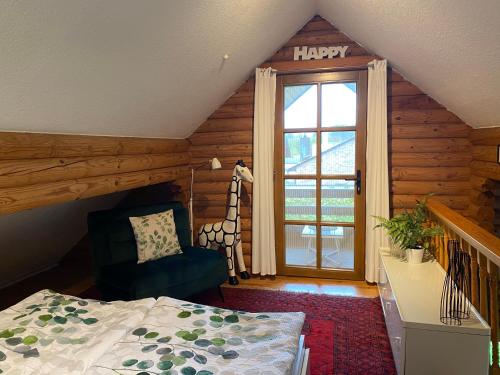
[0,1,499,374]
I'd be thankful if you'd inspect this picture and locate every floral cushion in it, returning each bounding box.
[129,209,182,264]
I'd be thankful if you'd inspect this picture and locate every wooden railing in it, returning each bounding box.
[427,199,500,374]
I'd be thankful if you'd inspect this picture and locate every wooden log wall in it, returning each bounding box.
[0,132,190,215]
[189,15,473,271]
[388,68,471,215]
[465,127,500,233]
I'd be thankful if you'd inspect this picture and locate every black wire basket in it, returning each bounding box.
[440,239,471,325]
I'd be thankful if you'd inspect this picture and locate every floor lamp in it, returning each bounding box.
[189,157,222,245]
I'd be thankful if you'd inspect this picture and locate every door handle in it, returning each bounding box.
[355,169,361,194]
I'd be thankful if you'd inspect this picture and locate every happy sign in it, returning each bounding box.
[293,46,349,61]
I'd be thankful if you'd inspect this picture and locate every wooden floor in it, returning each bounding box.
[224,275,378,298]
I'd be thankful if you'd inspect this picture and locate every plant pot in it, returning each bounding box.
[407,248,424,264]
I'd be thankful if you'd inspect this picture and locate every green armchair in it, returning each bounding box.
[87,201,228,301]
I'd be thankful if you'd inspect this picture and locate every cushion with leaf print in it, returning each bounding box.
[129,209,182,264]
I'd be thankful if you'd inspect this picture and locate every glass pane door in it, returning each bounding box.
[275,71,367,280]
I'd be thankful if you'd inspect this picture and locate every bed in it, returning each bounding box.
[0,290,309,375]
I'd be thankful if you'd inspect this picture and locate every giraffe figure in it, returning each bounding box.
[198,160,253,285]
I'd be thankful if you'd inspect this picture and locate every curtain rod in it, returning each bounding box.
[273,65,369,76]
[261,58,386,76]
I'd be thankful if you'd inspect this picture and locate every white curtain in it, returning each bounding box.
[365,59,389,283]
[252,67,277,276]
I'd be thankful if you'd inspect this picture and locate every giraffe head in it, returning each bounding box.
[234,160,253,183]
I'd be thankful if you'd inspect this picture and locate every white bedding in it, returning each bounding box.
[0,290,305,375]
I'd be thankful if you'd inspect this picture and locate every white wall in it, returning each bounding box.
[0,193,124,288]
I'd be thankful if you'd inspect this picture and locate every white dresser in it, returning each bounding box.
[378,249,490,375]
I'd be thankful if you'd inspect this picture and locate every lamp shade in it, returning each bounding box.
[210,157,222,170]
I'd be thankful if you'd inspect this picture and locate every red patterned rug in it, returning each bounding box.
[189,288,396,375]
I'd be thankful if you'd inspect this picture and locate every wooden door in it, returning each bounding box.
[275,71,367,280]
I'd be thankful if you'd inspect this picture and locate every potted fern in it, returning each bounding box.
[374,197,443,264]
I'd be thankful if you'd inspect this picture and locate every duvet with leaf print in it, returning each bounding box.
[0,290,305,375]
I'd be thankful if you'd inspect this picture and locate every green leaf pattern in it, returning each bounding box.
[0,289,155,374]
[0,291,103,368]
[0,291,305,374]
[92,297,305,374]
[129,209,183,264]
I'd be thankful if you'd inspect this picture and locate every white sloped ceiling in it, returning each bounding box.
[1,0,499,137]
[0,0,315,138]
[318,0,500,128]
